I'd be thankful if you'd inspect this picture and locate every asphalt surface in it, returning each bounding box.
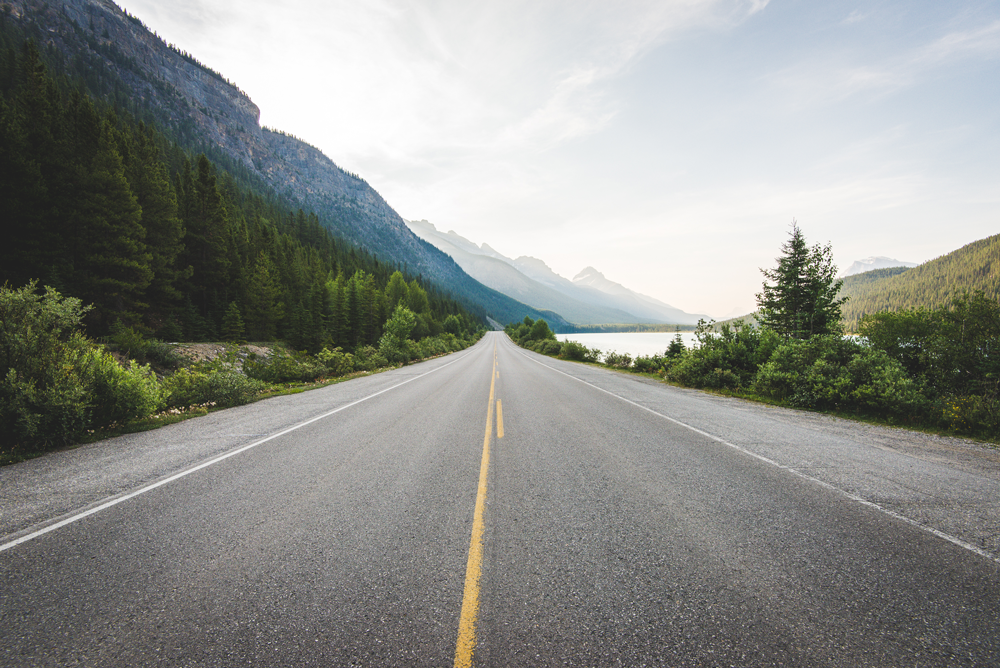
[2,331,999,666]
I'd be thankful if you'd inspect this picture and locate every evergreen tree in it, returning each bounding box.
[221,301,246,342]
[244,252,283,341]
[756,221,845,339]
[73,119,152,329]
[385,270,409,309]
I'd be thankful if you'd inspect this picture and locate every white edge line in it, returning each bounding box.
[518,346,1000,565]
[0,348,477,553]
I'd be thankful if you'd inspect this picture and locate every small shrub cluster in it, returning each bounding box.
[0,283,164,449]
[160,367,266,409]
[244,349,327,384]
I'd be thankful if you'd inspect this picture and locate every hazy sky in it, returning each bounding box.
[122,0,999,318]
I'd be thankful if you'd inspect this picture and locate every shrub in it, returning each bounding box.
[80,348,162,427]
[633,355,665,374]
[667,322,779,389]
[0,284,94,448]
[161,367,265,409]
[353,345,388,372]
[604,351,633,369]
[244,349,327,383]
[559,340,587,361]
[753,335,926,418]
[316,346,354,376]
[536,340,563,356]
[106,322,182,368]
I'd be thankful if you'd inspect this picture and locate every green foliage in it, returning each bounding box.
[352,345,389,372]
[559,340,600,363]
[221,301,246,343]
[529,318,555,342]
[378,303,416,364]
[78,347,162,427]
[316,346,355,376]
[667,321,780,390]
[756,221,846,339]
[0,282,162,449]
[107,321,181,368]
[753,335,926,418]
[243,349,327,384]
[161,366,265,409]
[603,351,633,369]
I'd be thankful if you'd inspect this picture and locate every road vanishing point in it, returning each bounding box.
[2,332,999,666]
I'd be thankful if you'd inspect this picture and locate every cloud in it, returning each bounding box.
[764,19,1000,108]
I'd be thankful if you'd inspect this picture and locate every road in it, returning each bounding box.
[2,331,999,666]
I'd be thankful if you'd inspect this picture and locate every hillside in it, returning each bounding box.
[5,0,549,327]
[840,234,1000,329]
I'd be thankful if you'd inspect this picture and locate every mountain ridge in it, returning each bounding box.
[406,220,707,325]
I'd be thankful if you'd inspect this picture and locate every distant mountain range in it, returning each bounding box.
[9,0,560,327]
[840,256,918,277]
[406,220,707,325]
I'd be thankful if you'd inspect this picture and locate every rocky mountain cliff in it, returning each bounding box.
[8,0,550,324]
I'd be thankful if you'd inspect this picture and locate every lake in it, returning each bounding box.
[556,332,701,359]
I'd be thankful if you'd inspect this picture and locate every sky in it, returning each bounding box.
[122,0,1000,318]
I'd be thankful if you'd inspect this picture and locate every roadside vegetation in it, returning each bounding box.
[0,281,482,464]
[508,224,1000,443]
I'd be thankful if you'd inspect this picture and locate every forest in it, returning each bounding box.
[839,234,1000,330]
[0,34,484,458]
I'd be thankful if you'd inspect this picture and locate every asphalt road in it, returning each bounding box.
[2,331,999,666]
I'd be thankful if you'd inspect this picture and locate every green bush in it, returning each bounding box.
[633,355,666,374]
[667,322,779,389]
[753,335,926,418]
[244,349,327,383]
[604,351,633,369]
[353,345,388,372]
[107,322,182,368]
[161,367,265,409]
[0,282,166,449]
[316,346,355,376]
[80,348,163,427]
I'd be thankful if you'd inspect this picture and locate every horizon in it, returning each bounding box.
[122,0,999,318]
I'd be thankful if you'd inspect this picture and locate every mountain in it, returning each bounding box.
[839,234,1000,330]
[841,256,918,277]
[406,220,707,325]
[571,267,706,324]
[8,0,552,327]
[406,221,647,324]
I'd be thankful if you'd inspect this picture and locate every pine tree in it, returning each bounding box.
[73,119,152,329]
[756,221,846,339]
[221,301,246,342]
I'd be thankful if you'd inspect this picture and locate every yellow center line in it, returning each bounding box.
[496,400,504,440]
[454,343,497,668]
